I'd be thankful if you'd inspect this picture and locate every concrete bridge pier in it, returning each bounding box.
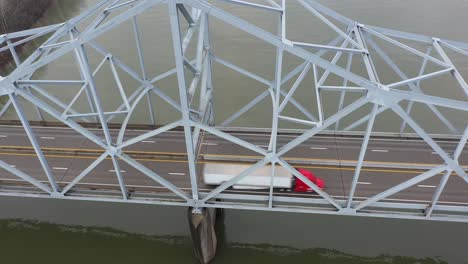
[188,207,218,264]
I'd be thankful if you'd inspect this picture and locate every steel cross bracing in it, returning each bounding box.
[0,0,467,222]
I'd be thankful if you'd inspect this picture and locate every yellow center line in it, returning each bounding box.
[0,145,464,167]
[0,151,456,175]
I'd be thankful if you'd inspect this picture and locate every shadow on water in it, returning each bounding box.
[0,219,447,264]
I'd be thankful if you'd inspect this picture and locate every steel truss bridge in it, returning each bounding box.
[0,0,467,222]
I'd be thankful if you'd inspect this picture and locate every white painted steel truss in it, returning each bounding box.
[0,0,467,222]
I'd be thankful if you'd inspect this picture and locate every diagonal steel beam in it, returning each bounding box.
[433,40,468,97]
[61,152,109,195]
[365,38,458,134]
[0,159,52,194]
[278,159,342,209]
[9,93,59,193]
[392,104,468,181]
[425,126,468,217]
[119,153,191,201]
[354,165,448,211]
[297,0,363,50]
[278,97,368,157]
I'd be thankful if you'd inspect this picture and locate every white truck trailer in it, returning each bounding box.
[203,163,293,190]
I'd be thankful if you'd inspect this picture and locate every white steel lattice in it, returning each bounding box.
[0,0,467,222]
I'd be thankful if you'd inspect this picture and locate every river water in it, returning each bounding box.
[1,0,468,263]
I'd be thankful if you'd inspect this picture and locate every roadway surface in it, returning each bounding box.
[0,124,466,207]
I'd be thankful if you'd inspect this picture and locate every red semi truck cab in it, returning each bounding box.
[294,168,325,193]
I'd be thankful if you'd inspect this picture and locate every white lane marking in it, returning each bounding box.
[53,167,68,170]
[371,149,389,153]
[310,147,328,150]
[202,142,218,146]
[432,151,450,155]
[0,125,459,144]
[169,172,186,176]
[40,136,55,140]
[357,182,372,185]
[0,135,7,138]
[109,170,126,173]
[142,140,155,143]
[417,185,437,188]
[9,164,16,168]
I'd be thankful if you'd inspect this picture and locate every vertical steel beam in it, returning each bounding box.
[346,103,378,208]
[109,58,131,110]
[132,16,147,80]
[198,12,212,117]
[399,47,432,133]
[169,1,199,201]
[111,155,128,200]
[69,30,98,122]
[354,25,379,83]
[335,52,353,130]
[76,44,113,145]
[268,1,285,209]
[132,15,156,125]
[312,65,324,123]
[193,11,214,157]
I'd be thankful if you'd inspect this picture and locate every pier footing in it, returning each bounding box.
[188,207,217,264]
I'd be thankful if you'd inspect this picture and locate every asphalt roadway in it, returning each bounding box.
[0,124,466,206]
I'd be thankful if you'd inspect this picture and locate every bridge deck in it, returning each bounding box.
[0,124,466,211]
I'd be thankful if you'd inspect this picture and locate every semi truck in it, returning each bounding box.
[203,163,325,193]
